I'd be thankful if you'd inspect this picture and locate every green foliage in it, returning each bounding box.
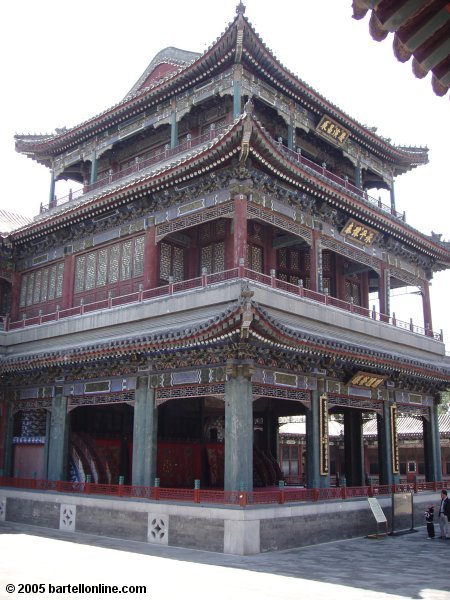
[438,391,450,414]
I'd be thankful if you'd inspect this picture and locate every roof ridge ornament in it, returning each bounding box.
[236,2,246,16]
[239,99,254,165]
[239,282,254,340]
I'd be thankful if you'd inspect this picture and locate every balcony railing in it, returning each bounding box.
[40,124,231,213]
[40,126,403,224]
[0,476,448,507]
[5,268,443,342]
[277,141,405,221]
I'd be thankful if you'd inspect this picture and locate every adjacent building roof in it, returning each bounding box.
[280,413,450,437]
[352,0,450,98]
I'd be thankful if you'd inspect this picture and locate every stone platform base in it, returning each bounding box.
[0,489,434,555]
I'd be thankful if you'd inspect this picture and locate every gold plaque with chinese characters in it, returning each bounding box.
[348,371,386,389]
[341,219,377,245]
[316,115,350,146]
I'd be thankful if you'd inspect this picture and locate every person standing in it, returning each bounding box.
[438,489,450,539]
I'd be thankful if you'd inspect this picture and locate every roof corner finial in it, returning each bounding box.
[236,2,246,16]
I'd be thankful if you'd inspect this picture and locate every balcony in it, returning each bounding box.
[39,128,404,225]
[4,268,443,345]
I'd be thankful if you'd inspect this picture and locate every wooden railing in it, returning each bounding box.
[1,476,448,507]
[6,267,443,341]
[40,124,231,213]
[40,127,404,226]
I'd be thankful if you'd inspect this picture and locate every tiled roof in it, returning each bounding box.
[352,1,450,98]
[0,210,31,234]
[280,413,450,437]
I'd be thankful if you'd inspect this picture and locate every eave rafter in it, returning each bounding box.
[245,114,450,265]
[0,303,246,376]
[249,304,450,383]
[239,14,428,166]
[3,292,449,387]
[10,109,450,268]
[10,116,247,243]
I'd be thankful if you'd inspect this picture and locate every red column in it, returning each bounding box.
[233,194,248,268]
[422,279,433,333]
[360,271,369,309]
[61,254,75,310]
[187,231,199,279]
[309,230,320,291]
[265,226,276,275]
[9,272,21,322]
[143,222,158,290]
[335,255,345,299]
[379,263,389,320]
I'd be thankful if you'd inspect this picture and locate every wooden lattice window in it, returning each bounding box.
[159,241,185,283]
[247,243,264,273]
[345,278,361,306]
[19,262,64,308]
[201,241,225,274]
[74,236,145,294]
[277,247,311,287]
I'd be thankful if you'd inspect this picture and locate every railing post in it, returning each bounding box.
[201,267,208,287]
[85,474,92,494]
[238,257,245,278]
[138,284,143,302]
[153,477,160,500]
[278,480,285,504]
[239,491,247,507]
[194,479,201,503]
[392,311,396,327]
[80,299,84,315]
[270,268,276,288]
[409,318,414,332]
[168,276,174,295]
[118,475,125,497]
[298,279,304,297]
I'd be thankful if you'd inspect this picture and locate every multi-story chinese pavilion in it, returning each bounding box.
[1,3,450,495]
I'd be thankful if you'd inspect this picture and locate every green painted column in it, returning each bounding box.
[224,374,253,491]
[390,181,396,213]
[287,121,294,150]
[426,403,442,482]
[170,111,178,149]
[233,65,242,119]
[42,409,52,479]
[47,391,69,481]
[343,410,364,487]
[1,399,14,477]
[306,387,330,488]
[49,170,56,204]
[355,161,362,189]
[90,150,98,184]
[132,377,157,487]
[377,401,396,485]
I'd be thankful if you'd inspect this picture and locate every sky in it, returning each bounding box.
[1,0,449,343]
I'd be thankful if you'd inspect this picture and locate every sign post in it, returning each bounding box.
[367,497,388,539]
[391,491,416,535]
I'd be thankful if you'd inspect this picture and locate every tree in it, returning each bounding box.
[438,390,450,414]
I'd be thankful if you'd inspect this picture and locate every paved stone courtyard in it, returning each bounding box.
[0,521,449,599]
